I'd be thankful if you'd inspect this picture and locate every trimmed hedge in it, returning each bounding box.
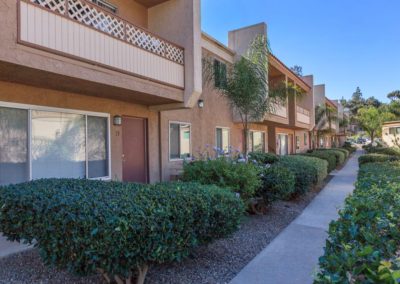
[318,149,346,167]
[331,148,350,159]
[257,165,296,202]
[343,142,356,154]
[315,162,400,283]
[366,147,400,156]
[301,151,337,173]
[359,153,400,165]
[277,155,328,195]
[181,158,261,201]
[0,179,244,282]
[248,152,279,164]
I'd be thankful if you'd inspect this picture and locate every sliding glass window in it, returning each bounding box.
[0,104,110,185]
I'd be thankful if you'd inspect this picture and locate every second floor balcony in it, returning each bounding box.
[18,0,185,89]
[296,106,311,124]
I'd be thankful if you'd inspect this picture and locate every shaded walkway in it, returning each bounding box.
[230,150,362,284]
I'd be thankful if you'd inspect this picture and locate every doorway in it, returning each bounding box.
[277,134,289,156]
[122,116,148,183]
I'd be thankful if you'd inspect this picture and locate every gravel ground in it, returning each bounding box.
[0,180,330,284]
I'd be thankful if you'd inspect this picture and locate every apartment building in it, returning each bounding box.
[312,84,342,148]
[382,121,400,147]
[0,0,314,185]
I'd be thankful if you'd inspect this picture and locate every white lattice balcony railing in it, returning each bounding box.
[29,0,184,64]
[18,0,185,88]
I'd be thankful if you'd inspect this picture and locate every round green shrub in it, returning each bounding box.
[358,153,400,165]
[367,147,400,156]
[257,165,296,202]
[317,149,346,166]
[301,151,336,172]
[182,158,261,201]
[0,179,244,282]
[332,148,350,159]
[277,155,328,195]
[248,152,279,164]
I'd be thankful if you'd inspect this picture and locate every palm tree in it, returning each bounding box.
[203,35,303,157]
[314,104,338,148]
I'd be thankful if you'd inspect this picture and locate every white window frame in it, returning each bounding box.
[169,121,192,162]
[0,101,111,181]
[249,130,266,153]
[215,126,230,154]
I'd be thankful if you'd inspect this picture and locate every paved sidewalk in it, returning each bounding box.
[0,234,32,259]
[230,150,361,284]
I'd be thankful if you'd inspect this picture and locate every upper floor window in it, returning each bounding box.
[216,127,230,154]
[214,59,227,88]
[389,127,400,135]
[249,131,266,153]
[169,122,191,160]
[91,0,118,14]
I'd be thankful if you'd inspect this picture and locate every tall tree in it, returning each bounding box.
[357,106,395,142]
[365,96,382,108]
[347,87,365,116]
[290,65,303,76]
[387,90,400,101]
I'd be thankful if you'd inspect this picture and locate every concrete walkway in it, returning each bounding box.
[230,150,361,284]
[0,234,32,259]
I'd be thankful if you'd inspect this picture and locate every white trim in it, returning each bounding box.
[215,126,231,153]
[0,101,111,181]
[249,130,267,153]
[0,101,109,117]
[168,121,192,162]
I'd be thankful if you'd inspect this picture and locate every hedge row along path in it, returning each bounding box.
[230,150,362,284]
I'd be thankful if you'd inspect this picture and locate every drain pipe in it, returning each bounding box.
[158,111,163,182]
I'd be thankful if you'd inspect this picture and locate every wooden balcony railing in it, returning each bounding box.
[18,0,185,88]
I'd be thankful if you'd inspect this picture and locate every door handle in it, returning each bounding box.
[122,154,126,162]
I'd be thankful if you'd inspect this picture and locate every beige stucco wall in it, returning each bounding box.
[159,82,268,181]
[111,0,148,28]
[383,123,400,147]
[0,81,161,183]
[0,0,184,105]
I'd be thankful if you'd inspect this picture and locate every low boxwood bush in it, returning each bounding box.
[301,151,337,173]
[182,158,261,201]
[343,142,356,154]
[358,153,400,165]
[367,147,400,156]
[257,165,296,202]
[277,155,328,195]
[318,149,346,166]
[0,179,244,283]
[248,152,279,164]
[331,148,349,159]
[315,162,400,283]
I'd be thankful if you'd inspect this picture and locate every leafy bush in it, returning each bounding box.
[366,147,400,156]
[315,162,400,283]
[277,155,328,195]
[182,158,261,201]
[248,152,279,164]
[319,149,346,166]
[343,142,356,154]
[0,179,244,283]
[358,153,400,165]
[301,151,337,173]
[331,148,350,159]
[257,165,296,202]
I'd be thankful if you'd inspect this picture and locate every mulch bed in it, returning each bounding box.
[0,179,332,284]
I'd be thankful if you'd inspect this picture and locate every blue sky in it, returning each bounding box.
[201,0,400,103]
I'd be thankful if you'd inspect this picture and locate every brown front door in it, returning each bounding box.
[122,116,148,183]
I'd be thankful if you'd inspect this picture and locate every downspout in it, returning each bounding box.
[158,111,163,182]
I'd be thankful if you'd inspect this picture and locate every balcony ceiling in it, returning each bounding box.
[135,0,169,7]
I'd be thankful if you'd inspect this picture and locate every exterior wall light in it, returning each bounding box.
[113,115,122,126]
[198,99,204,108]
